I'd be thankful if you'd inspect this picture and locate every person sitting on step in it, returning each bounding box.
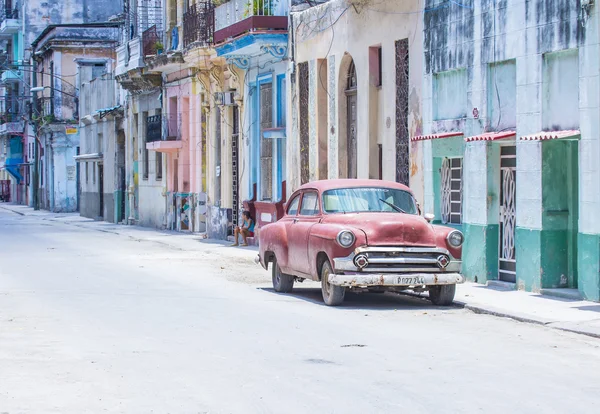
[232,211,255,247]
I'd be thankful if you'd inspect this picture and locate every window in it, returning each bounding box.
[97,132,103,153]
[369,46,382,87]
[440,158,462,224]
[260,81,273,200]
[156,152,163,180]
[322,187,418,214]
[287,195,300,216]
[142,111,149,180]
[92,64,106,79]
[92,163,96,184]
[300,192,320,216]
[85,162,89,184]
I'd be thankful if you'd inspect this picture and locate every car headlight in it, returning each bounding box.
[336,230,356,248]
[447,230,464,247]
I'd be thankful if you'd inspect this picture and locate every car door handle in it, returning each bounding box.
[293,218,299,224]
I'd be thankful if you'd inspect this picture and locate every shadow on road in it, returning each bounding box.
[258,286,458,311]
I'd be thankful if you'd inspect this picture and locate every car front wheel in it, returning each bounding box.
[272,258,294,293]
[320,260,345,306]
[428,284,456,306]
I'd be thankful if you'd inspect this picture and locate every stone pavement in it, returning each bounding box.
[2,202,600,339]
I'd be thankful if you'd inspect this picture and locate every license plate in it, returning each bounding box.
[398,276,425,285]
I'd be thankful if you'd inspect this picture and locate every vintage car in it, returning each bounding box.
[256,179,464,306]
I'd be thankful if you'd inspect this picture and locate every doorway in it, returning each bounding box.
[499,145,516,282]
[345,60,357,179]
[98,163,104,219]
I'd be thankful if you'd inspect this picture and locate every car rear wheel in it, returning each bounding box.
[321,260,345,306]
[272,258,294,293]
[428,284,456,306]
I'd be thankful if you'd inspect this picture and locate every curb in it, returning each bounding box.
[461,303,600,340]
[0,205,25,216]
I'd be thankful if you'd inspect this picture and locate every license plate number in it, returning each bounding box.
[398,276,425,285]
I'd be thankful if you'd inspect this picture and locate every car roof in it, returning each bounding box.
[295,179,413,194]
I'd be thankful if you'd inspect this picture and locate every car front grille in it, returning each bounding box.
[353,247,452,273]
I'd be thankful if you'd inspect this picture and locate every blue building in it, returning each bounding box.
[208,0,290,240]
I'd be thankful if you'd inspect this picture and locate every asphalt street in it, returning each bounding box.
[1,208,599,413]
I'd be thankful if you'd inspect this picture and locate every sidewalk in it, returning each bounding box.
[2,202,600,339]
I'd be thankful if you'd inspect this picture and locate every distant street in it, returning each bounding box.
[1,208,599,413]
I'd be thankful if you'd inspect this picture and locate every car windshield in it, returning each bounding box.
[322,187,418,214]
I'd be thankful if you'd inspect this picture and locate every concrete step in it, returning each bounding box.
[486,280,516,291]
[540,288,583,301]
[227,235,258,246]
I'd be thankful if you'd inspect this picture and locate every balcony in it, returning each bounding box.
[0,115,23,136]
[183,2,215,48]
[0,7,20,37]
[146,114,182,153]
[214,0,288,45]
[1,67,21,83]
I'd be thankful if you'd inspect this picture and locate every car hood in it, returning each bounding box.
[321,213,437,247]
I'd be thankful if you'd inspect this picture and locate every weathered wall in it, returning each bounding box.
[23,0,124,53]
[291,0,424,202]
[129,91,165,229]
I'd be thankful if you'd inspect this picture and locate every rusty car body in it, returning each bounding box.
[256,179,464,306]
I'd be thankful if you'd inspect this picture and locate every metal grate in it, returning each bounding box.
[395,38,410,185]
[298,62,309,185]
[441,157,462,224]
[183,1,215,48]
[232,105,239,227]
[499,145,517,282]
[260,82,273,200]
[345,60,357,179]
[146,114,162,142]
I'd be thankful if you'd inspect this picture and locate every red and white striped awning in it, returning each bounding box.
[465,130,516,142]
[519,130,581,141]
[411,132,463,141]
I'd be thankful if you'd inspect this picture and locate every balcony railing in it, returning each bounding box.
[183,1,215,48]
[146,114,179,142]
[142,25,163,57]
[1,7,18,20]
[214,0,288,44]
[146,115,162,142]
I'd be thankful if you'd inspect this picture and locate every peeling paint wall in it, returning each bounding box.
[290,0,424,201]
[23,0,124,56]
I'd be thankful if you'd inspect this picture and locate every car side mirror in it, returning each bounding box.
[424,213,435,223]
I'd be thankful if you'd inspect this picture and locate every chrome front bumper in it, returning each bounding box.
[333,247,462,274]
[328,272,464,287]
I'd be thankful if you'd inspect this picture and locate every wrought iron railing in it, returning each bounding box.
[146,114,162,142]
[183,1,215,48]
[142,25,163,57]
[1,7,18,20]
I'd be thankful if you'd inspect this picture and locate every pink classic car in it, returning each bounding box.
[256,179,464,306]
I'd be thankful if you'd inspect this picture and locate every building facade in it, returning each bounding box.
[78,68,126,222]
[208,0,290,241]
[115,0,166,228]
[289,0,424,204]
[0,0,124,208]
[31,23,120,212]
[417,0,600,300]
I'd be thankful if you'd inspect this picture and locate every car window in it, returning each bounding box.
[299,192,320,216]
[322,187,418,214]
[287,195,300,216]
